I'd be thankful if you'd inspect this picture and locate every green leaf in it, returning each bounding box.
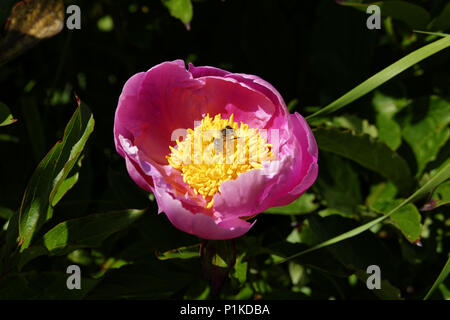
[318,208,356,219]
[276,161,450,264]
[161,0,193,27]
[18,99,95,250]
[314,127,413,193]
[306,215,401,299]
[288,261,305,286]
[315,153,362,215]
[0,102,17,126]
[42,209,145,255]
[201,240,237,294]
[424,255,450,300]
[263,193,318,215]
[342,1,430,29]
[286,221,319,246]
[368,185,422,243]
[376,113,402,150]
[372,91,411,117]
[366,181,398,209]
[232,253,248,285]
[306,36,450,119]
[308,114,378,139]
[389,202,422,243]
[156,243,200,260]
[337,115,378,138]
[375,200,422,243]
[308,215,396,275]
[402,96,450,177]
[17,209,145,271]
[50,165,80,207]
[430,2,450,31]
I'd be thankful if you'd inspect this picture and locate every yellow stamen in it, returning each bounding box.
[167,114,271,208]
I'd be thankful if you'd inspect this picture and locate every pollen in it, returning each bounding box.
[167,114,272,209]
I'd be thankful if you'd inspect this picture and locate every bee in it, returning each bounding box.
[213,125,240,154]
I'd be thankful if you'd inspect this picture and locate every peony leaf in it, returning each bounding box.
[263,193,319,215]
[156,243,200,260]
[429,2,450,31]
[313,127,413,194]
[50,167,80,207]
[0,102,17,126]
[307,35,450,119]
[17,98,95,251]
[15,209,145,271]
[376,113,402,151]
[306,214,401,299]
[42,209,145,255]
[367,185,422,243]
[376,200,422,243]
[372,90,408,152]
[388,203,422,243]
[307,215,395,272]
[427,180,450,210]
[366,182,398,209]
[277,161,450,264]
[402,96,450,177]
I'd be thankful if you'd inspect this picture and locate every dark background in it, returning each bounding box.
[0,0,449,300]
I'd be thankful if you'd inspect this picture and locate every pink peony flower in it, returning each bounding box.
[114,60,318,240]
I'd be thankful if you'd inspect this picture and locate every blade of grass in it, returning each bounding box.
[413,30,449,37]
[424,255,450,300]
[276,162,450,264]
[306,36,450,120]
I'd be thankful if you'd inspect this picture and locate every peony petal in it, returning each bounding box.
[114,71,146,157]
[214,162,279,221]
[269,112,318,206]
[199,76,276,129]
[212,112,318,218]
[271,161,318,207]
[116,60,206,165]
[188,63,229,78]
[155,181,254,240]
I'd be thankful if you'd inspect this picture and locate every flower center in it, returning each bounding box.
[167,114,271,209]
